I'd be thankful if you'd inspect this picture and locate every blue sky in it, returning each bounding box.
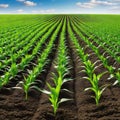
[0,0,120,14]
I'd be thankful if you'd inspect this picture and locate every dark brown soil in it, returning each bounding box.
[0,19,120,120]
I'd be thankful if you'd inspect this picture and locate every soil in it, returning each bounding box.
[0,19,120,120]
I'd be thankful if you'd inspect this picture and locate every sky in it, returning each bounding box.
[0,0,120,14]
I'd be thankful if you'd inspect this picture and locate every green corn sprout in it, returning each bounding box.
[116,57,120,63]
[83,60,95,79]
[9,63,18,78]
[106,65,115,74]
[1,72,11,86]
[84,72,108,105]
[113,72,120,85]
[19,55,32,70]
[46,77,71,115]
[0,63,18,87]
[23,75,36,100]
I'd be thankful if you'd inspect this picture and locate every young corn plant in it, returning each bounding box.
[83,60,95,79]
[0,72,11,87]
[106,65,115,74]
[46,72,72,115]
[9,63,18,78]
[113,71,120,86]
[19,55,33,70]
[84,72,108,105]
[0,63,18,87]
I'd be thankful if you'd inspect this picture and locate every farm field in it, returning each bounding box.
[0,15,120,120]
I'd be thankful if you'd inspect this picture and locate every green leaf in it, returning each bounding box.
[97,71,107,81]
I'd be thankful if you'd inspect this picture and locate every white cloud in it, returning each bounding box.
[24,1,37,6]
[44,9,55,13]
[111,6,120,9]
[94,1,115,5]
[109,6,120,12]
[17,0,37,6]
[76,2,95,8]
[32,9,55,14]
[110,0,120,1]
[17,9,24,13]
[76,0,116,8]
[0,4,9,8]
[107,0,120,13]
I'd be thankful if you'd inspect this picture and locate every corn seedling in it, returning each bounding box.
[113,71,120,86]
[84,72,108,105]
